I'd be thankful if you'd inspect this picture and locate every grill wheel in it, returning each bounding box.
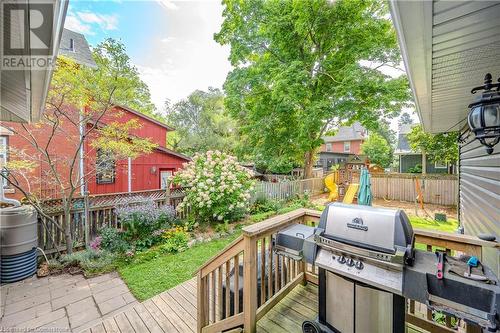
[302,320,322,333]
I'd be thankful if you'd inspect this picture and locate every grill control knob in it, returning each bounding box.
[355,261,364,270]
[346,258,355,267]
[337,256,346,264]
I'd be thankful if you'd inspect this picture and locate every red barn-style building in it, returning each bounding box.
[1,105,189,200]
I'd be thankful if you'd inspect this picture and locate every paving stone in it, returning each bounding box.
[66,297,97,318]
[87,272,118,286]
[89,278,124,294]
[68,305,101,330]
[0,302,52,327]
[122,292,136,304]
[51,280,89,299]
[6,287,51,305]
[3,291,51,316]
[97,295,127,315]
[93,285,129,304]
[52,286,92,310]
[15,308,66,329]
[48,275,85,290]
[41,315,71,331]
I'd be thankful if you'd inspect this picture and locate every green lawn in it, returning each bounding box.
[118,231,241,301]
[409,215,459,233]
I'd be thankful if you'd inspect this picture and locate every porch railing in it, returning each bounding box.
[196,209,498,333]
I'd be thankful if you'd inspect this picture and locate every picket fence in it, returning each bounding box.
[252,177,325,201]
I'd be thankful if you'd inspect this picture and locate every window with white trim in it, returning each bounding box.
[96,149,115,184]
[326,143,332,152]
[434,161,447,169]
[343,141,351,153]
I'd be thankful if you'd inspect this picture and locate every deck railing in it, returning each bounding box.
[196,208,498,333]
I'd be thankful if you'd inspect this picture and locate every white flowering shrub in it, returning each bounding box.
[172,151,254,224]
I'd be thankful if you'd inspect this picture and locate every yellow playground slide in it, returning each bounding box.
[343,183,359,204]
[324,171,339,202]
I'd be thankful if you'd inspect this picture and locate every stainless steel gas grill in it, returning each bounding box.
[311,203,413,333]
[275,203,500,333]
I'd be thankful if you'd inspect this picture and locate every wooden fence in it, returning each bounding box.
[37,188,187,254]
[252,178,324,202]
[370,173,458,206]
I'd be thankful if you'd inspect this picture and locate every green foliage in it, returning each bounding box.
[407,125,459,165]
[361,133,392,168]
[398,112,414,127]
[59,250,118,276]
[99,227,129,253]
[407,164,422,174]
[172,151,254,223]
[159,228,190,254]
[250,197,285,214]
[216,0,412,176]
[164,88,239,155]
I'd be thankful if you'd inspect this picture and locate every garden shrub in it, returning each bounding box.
[99,227,129,253]
[250,197,284,214]
[59,249,118,276]
[172,150,254,224]
[159,227,189,253]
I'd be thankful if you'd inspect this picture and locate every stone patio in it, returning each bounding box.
[0,272,137,332]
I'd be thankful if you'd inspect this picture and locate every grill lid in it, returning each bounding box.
[318,203,414,256]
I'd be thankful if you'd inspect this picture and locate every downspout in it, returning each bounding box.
[79,111,85,196]
[128,157,132,193]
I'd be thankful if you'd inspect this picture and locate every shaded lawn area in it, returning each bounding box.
[118,231,241,301]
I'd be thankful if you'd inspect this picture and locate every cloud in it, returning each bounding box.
[157,0,178,11]
[77,12,119,30]
[64,15,94,35]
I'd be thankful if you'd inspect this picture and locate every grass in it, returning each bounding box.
[409,215,459,233]
[118,231,241,301]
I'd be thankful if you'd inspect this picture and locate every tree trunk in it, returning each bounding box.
[303,150,315,179]
[422,151,427,175]
[64,206,73,254]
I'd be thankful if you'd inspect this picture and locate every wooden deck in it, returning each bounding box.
[83,279,318,333]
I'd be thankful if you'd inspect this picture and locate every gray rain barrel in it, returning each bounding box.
[0,205,38,283]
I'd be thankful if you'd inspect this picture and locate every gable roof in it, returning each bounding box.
[58,29,97,68]
[116,105,175,131]
[322,122,366,143]
[396,124,418,154]
[156,146,191,161]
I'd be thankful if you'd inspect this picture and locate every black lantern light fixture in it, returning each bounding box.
[467,73,500,154]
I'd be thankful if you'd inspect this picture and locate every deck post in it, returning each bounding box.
[243,234,257,333]
[197,271,208,333]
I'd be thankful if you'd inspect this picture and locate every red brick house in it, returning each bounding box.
[317,122,367,171]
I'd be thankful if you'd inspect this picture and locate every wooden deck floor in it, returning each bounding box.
[83,279,318,333]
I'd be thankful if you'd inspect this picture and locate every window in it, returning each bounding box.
[69,38,75,52]
[96,149,115,184]
[343,141,351,153]
[160,170,173,189]
[434,161,447,169]
[326,143,332,152]
[0,136,7,187]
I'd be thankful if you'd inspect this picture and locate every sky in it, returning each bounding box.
[64,0,232,111]
[64,0,417,130]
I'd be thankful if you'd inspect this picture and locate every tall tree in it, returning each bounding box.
[407,125,459,166]
[216,0,411,177]
[2,39,157,254]
[164,88,239,156]
[361,133,392,168]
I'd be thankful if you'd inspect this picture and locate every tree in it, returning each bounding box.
[398,112,414,127]
[2,39,158,254]
[215,0,411,177]
[407,125,459,168]
[164,88,239,156]
[361,133,392,168]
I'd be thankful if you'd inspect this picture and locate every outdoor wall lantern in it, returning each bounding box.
[468,73,500,154]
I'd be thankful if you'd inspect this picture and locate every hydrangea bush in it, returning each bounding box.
[172,151,254,223]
